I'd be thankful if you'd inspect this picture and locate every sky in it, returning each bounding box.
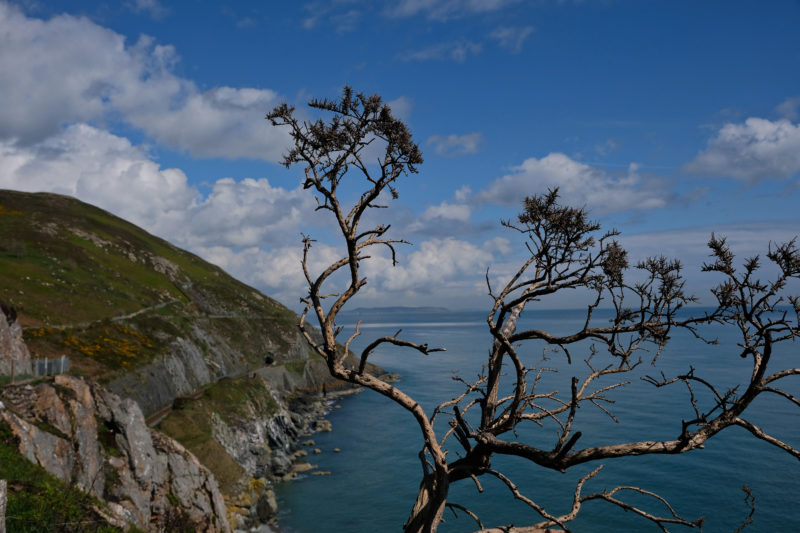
[1,0,799,311]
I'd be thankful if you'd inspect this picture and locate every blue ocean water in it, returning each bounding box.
[275,309,800,532]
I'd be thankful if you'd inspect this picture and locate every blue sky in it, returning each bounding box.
[1,0,799,310]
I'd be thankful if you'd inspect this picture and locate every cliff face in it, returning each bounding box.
[0,190,381,530]
[0,302,31,377]
[106,322,313,417]
[0,189,303,408]
[155,355,369,529]
[0,375,230,532]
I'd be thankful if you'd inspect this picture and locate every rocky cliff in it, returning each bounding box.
[0,301,31,377]
[155,353,372,529]
[0,189,305,409]
[0,375,230,532]
[0,189,379,530]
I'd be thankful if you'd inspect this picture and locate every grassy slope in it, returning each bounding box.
[0,189,297,381]
[157,377,281,494]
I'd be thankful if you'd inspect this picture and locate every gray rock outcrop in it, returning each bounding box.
[106,325,312,417]
[0,301,32,377]
[0,375,230,532]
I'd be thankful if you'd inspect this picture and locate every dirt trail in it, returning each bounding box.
[24,300,181,331]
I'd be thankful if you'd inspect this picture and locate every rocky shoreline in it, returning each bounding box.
[215,370,394,531]
[2,292,393,531]
[0,370,391,532]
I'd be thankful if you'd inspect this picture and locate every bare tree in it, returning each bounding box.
[267,87,800,532]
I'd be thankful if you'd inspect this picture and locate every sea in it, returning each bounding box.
[275,308,800,532]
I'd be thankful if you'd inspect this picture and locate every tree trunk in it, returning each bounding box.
[404,475,449,533]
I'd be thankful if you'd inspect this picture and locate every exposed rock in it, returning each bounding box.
[0,301,32,376]
[314,419,333,432]
[255,490,279,523]
[0,376,230,532]
[106,328,316,417]
[202,370,365,530]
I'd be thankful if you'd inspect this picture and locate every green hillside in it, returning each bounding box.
[0,189,296,383]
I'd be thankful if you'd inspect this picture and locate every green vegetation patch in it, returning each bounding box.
[2,189,303,385]
[284,360,307,374]
[25,321,161,372]
[0,421,122,533]
[199,377,280,424]
[156,410,245,496]
[157,376,279,495]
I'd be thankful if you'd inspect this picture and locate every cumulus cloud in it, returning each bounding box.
[489,25,534,53]
[477,153,667,213]
[175,177,317,249]
[427,132,484,157]
[122,85,286,160]
[406,200,472,234]
[195,235,508,308]
[368,238,494,293]
[0,3,288,160]
[0,124,196,232]
[388,0,521,20]
[0,124,313,250]
[684,118,800,182]
[194,243,344,305]
[420,201,471,222]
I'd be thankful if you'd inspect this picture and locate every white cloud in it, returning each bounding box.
[0,3,289,160]
[387,96,413,120]
[399,40,482,62]
[121,85,287,161]
[194,243,344,306]
[420,201,471,222]
[427,132,484,157]
[594,138,620,156]
[302,2,362,33]
[389,0,521,21]
[618,221,800,304]
[0,124,313,251]
[0,124,196,231]
[454,186,472,202]
[482,236,512,257]
[369,238,493,293]
[178,177,316,249]
[477,153,667,213]
[489,25,534,53]
[127,0,168,20]
[199,235,507,309]
[684,118,800,182]
[776,96,800,121]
